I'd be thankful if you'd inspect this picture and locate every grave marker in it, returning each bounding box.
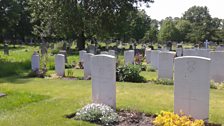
[91,54,116,109]
[174,56,211,120]
[55,54,65,76]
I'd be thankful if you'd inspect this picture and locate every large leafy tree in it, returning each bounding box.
[143,19,159,43]
[182,6,212,43]
[0,0,32,42]
[175,19,191,42]
[130,10,151,42]
[158,18,179,43]
[29,0,154,50]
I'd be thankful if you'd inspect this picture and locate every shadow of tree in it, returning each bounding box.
[0,59,32,84]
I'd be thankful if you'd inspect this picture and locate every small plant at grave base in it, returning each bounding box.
[153,79,174,85]
[74,103,118,125]
[66,69,74,77]
[153,111,205,126]
[210,80,224,89]
[148,67,156,72]
[116,64,147,83]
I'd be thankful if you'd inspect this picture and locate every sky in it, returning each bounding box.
[142,0,224,20]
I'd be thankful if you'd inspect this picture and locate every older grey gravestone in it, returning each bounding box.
[216,46,224,51]
[91,54,116,109]
[88,45,96,54]
[176,48,183,57]
[4,44,9,55]
[79,50,87,63]
[40,43,48,55]
[84,53,94,80]
[183,49,196,56]
[55,54,65,76]
[174,56,211,120]
[150,50,160,69]
[124,50,134,65]
[145,49,151,64]
[210,51,224,82]
[59,50,68,63]
[108,50,116,56]
[158,51,176,80]
[195,49,210,58]
[31,51,40,71]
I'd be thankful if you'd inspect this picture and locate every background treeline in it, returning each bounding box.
[1,0,224,50]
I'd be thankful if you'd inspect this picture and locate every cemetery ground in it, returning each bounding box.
[0,45,224,126]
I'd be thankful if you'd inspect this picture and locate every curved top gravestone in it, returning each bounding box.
[174,56,211,120]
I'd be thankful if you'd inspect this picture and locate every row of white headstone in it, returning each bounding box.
[80,49,212,120]
[145,49,224,83]
[32,50,212,120]
[31,52,65,76]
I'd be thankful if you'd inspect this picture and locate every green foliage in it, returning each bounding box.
[158,19,179,43]
[116,64,146,83]
[75,103,118,125]
[182,6,212,43]
[148,67,156,72]
[66,69,74,77]
[210,80,224,90]
[152,79,174,85]
[130,10,151,41]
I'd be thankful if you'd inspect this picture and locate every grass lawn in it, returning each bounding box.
[0,44,224,125]
[0,77,224,126]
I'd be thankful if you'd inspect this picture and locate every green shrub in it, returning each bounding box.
[75,103,118,125]
[116,64,146,83]
[153,79,174,85]
[51,49,60,55]
[65,63,75,69]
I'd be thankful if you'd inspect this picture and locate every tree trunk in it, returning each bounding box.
[77,31,85,51]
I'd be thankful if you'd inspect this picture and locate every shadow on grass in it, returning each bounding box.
[0,76,32,84]
[0,59,32,84]
[0,45,26,51]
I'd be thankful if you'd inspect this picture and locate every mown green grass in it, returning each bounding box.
[0,78,223,126]
[0,90,48,112]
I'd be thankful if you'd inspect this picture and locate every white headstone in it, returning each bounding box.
[183,49,196,56]
[91,54,116,109]
[145,49,151,64]
[31,52,40,71]
[174,56,211,120]
[158,51,176,79]
[108,50,116,56]
[79,50,87,62]
[176,48,183,57]
[195,49,210,58]
[124,50,134,65]
[55,54,65,76]
[84,53,94,79]
[150,50,160,69]
[216,46,224,51]
[210,51,224,82]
